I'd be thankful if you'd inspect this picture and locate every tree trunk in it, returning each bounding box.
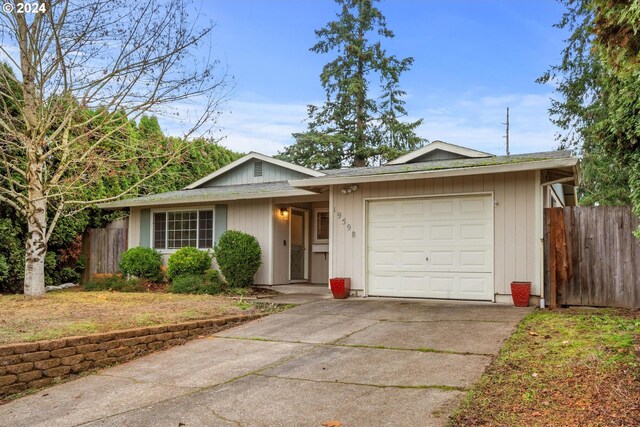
[23,159,47,297]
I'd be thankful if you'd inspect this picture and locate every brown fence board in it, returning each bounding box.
[544,206,640,308]
[81,227,127,283]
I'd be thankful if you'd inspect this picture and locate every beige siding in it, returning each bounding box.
[330,171,541,297]
[227,199,272,285]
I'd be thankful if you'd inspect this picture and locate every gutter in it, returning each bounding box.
[97,189,317,209]
[289,158,579,188]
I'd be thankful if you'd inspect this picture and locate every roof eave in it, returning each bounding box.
[290,157,579,188]
[98,188,317,209]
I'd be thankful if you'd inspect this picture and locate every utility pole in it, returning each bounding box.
[504,107,510,156]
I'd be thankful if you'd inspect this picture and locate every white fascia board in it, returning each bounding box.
[98,189,317,209]
[387,140,493,165]
[290,158,579,188]
[184,152,324,190]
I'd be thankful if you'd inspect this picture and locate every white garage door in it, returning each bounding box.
[367,195,493,300]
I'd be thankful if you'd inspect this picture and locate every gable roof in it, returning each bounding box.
[184,152,325,190]
[386,140,493,165]
[290,150,578,188]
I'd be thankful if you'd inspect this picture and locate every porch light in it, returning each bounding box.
[341,184,359,194]
[280,208,289,219]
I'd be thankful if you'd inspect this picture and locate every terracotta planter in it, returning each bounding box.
[330,277,351,299]
[511,281,531,307]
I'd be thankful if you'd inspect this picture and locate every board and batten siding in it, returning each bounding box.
[330,171,541,297]
[204,161,310,187]
[227,199,273,285]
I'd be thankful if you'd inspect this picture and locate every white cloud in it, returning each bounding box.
[161,98,311,155]
[151,91,562,158]
[415,92,559,155]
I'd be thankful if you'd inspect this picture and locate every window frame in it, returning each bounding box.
[150,206,216,253]
[313,208,329,244]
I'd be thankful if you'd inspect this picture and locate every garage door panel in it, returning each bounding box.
[460,275,492,295]
[369,250,398,267]
[428,199,455,216]
[430,225,456,241]
[400,251,426,266]
[460,198,490,215]
[460,223,491,241]
[430,276,455,293]
[459,250,490,269]
[369,224,398,242]
[369,273,397,292]
[368,202,398,221]
[400,201,426,218]
[429,251,454,268]
[401,225,425,241]
[367,195,493,301]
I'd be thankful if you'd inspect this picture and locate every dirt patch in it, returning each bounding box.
[0,289,284,344]
[449,308,640,426]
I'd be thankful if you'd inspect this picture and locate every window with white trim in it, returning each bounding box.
[152,209,214,250]
[314,208,329,243]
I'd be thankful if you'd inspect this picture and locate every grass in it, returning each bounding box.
[449,308,640,427]
[0,289,282,345]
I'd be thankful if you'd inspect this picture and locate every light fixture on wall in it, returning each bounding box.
[280,208,289,219]
[341,184,358,194]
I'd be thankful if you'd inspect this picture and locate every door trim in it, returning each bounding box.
[288,207,309,282]
[364,192,495,301]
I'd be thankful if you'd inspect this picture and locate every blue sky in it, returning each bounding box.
[168,0,569,156]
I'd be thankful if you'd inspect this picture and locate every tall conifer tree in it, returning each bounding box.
[279,0,424,168]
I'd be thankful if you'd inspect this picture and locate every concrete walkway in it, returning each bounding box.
[257,283,333,304]
[0,298,531,427]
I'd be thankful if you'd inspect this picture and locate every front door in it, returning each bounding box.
[290,210,307,281]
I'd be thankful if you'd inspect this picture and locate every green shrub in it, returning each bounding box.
[58,267,80,284]
[119,247,163,282]
[84,276,145,292]
[204,269,225,286]
[214,230,262,288]
[170,274,203,294]
[170,269,225,295]
[0,255,8,283]
[167,247,212,279]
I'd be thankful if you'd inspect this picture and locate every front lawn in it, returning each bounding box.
[450,308,640,426]
[0,289,278,345]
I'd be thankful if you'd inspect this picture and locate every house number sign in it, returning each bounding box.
[334,207,356,238]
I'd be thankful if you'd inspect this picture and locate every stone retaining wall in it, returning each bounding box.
[0,313,262,398]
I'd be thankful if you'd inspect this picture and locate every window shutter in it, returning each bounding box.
[139,209,151,247]
[215,205,227,244]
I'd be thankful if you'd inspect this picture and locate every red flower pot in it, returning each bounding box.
[330,277,351,299]
[511,281,531,307]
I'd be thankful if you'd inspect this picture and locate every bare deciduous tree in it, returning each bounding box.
[0,0,231,295]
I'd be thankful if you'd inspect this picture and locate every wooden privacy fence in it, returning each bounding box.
[544,206,640,308]
[81,227,127,283]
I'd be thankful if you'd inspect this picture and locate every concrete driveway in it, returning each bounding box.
[0,299,530,426]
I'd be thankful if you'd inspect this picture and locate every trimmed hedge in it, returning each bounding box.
[215,230,262,288]
[167,247,212,279]
[119,246,163,282]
